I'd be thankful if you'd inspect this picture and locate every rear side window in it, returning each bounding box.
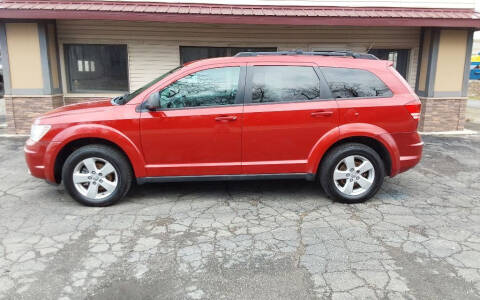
[320,67,393,99]
[251,66,321,103]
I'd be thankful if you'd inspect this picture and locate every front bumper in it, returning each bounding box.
[24,139,46,179]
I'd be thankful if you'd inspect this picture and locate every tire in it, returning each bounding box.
[319,143,385,204]
[62,144,133,206]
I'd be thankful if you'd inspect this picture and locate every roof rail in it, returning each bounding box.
[234,50,378,60]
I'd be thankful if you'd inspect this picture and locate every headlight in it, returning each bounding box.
[30,124,51,142]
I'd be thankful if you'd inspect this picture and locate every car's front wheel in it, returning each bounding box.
[62,145,133,206]
[319,143,385,204]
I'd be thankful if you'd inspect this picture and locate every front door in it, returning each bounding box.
[140,65,245,177]
[242,63,339,175]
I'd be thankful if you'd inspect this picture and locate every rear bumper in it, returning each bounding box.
[392,132,423,174]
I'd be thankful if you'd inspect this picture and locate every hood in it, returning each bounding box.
[37,100,116,123]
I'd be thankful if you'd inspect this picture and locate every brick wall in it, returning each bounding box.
[64,97,109,106]
[5,96,110,134]
[4,97,16,133]
[6,95,64,134]
[419,97,467,132]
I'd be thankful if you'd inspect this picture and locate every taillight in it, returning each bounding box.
[405,100,421,120]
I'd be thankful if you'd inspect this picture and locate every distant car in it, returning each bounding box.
[24,51,423,206]
[470,53,480,80]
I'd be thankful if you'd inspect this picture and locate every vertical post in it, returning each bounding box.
[415,28,472,132]
[0,21,63,134]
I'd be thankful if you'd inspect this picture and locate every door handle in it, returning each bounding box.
[215,115,238,122]
[311,111,333,117]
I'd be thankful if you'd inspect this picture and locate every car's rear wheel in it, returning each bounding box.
[62,145,132,206]
[319,143,385,204]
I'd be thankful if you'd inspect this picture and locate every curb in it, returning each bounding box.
[0,134,29,138]
[420,129,478,136]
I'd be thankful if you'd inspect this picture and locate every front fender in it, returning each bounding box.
[43,124,147,183]
[307,123,400,176]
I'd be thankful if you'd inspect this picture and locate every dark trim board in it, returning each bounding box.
[426,29,440,98]
[9,88,47,95]
[432,91,465,98]
[137,173,316,185]
[463,29,474,97]
[414,27,425,94]
[38,22,52,95]
[0,23,12,95]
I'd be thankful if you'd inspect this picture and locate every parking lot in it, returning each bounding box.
[1,133,480,299]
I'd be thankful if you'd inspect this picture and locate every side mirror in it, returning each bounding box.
[145,103,156,111]
[145,92,161,111]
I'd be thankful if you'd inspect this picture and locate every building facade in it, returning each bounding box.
[0,0,478,134]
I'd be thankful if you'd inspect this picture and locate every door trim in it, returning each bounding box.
[137,173,315,184]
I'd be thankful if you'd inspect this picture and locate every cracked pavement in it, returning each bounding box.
[1,134,480,299]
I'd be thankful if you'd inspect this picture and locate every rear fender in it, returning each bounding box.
[307,123,400,176]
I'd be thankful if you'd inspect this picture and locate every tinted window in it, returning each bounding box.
[64,44,128,93]
[320,67,392,99]
[251,66,321,103]
[154,67,240,109]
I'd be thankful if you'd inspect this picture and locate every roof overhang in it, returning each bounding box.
[1,1,480,28]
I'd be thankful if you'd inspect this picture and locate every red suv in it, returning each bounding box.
[25,51,423,206]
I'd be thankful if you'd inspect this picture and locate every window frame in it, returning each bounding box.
[63,43,130,94]
[367,48,410,80]
[140,65,247,112]
[179,46,278,64]
[244,64,333,105]
[317,66,394,101]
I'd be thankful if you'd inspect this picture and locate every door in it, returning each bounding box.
[242,63,339,175]
[140,65,245,177]
[319,66,407,133]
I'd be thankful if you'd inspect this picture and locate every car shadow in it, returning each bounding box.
[126,179,329,204]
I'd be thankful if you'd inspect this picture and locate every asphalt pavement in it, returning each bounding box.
[1,134,480,299]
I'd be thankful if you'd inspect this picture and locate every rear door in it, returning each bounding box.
[242,63,339,175]
[318,66,410,133]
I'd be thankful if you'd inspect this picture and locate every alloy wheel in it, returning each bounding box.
[333,155,375,196]
[72,157,118,201]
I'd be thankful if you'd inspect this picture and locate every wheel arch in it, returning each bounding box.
[307,124,400,177]
[317,136,392,177]
[44,124,146,183]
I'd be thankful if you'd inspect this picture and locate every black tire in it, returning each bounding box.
[62,144,133,206]
[319,143,385,204]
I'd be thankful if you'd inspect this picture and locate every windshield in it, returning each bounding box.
[112,66,183,105]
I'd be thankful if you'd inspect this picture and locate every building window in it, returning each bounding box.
[368,49,410,79]
[320,67,393,99]
[180,46,277,64]
[64,44,128,93]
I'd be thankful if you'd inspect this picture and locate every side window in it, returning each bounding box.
[157,67,240,109]
[251,66,321,103]
[320,67,393,99]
